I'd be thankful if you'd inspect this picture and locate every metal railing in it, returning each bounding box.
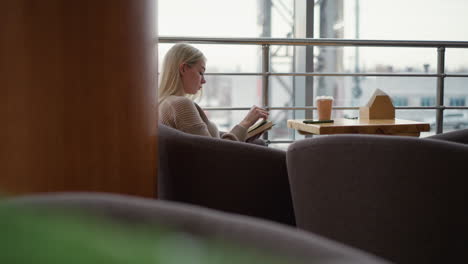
[159,36,468,144]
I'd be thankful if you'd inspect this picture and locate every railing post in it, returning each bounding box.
[262,44,270,141]
[436,46,446,134]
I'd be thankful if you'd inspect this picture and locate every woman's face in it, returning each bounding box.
[180,60,206,95]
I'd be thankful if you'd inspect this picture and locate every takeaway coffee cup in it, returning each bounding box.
[316,96,334,121]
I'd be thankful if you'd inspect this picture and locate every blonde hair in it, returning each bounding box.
[158,43,206,103]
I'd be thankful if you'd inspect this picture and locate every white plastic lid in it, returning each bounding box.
[316,96,334,100]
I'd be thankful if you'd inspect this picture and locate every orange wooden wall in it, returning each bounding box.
[0,0,158,198]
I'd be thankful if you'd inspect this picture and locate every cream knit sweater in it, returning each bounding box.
[159,95,247,141]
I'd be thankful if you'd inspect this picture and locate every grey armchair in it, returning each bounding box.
[158,124,295,226]
[427,128,468,144]
[286,134,468,264]
[3,192,389,264]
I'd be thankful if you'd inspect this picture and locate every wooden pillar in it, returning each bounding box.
[0,0,158,197]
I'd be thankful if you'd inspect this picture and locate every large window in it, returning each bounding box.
[158,0,468,144]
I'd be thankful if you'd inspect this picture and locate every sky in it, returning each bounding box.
[158,0,468,72]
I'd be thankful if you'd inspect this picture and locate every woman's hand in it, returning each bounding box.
[239,105,269,128]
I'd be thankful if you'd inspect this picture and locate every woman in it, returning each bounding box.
[159,43,269,142]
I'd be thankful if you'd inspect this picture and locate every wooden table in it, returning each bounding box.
[287,118,430,137]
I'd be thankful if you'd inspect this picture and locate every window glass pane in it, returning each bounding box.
[446,49,468,73]
[159,43,261,73]
[420,96,436,106]
[159,0,258,38]
[309,76,437,108]
[312,46,438,77]
[270,75,293,107]
[159,0,294,38]
[198,76,262,108]
[445,78,468,106]
[449,98,466,106]
[268,110,293,141]
[337,0,468,41]
[270,45,295,73]
[315,0,468,77]
[392,97,408,107]
[341,47,437,74]
[441,110,468,132]
[270,0,295,38]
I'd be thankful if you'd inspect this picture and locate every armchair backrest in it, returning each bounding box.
[427,128,468,144]
[158,124,296,226]
[3,192,389,264]
[286,134,468,263]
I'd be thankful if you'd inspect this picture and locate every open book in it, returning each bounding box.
[247,120,274,139]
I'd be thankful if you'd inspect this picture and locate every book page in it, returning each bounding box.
[247,120,274,139]
[248,120,268,133]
